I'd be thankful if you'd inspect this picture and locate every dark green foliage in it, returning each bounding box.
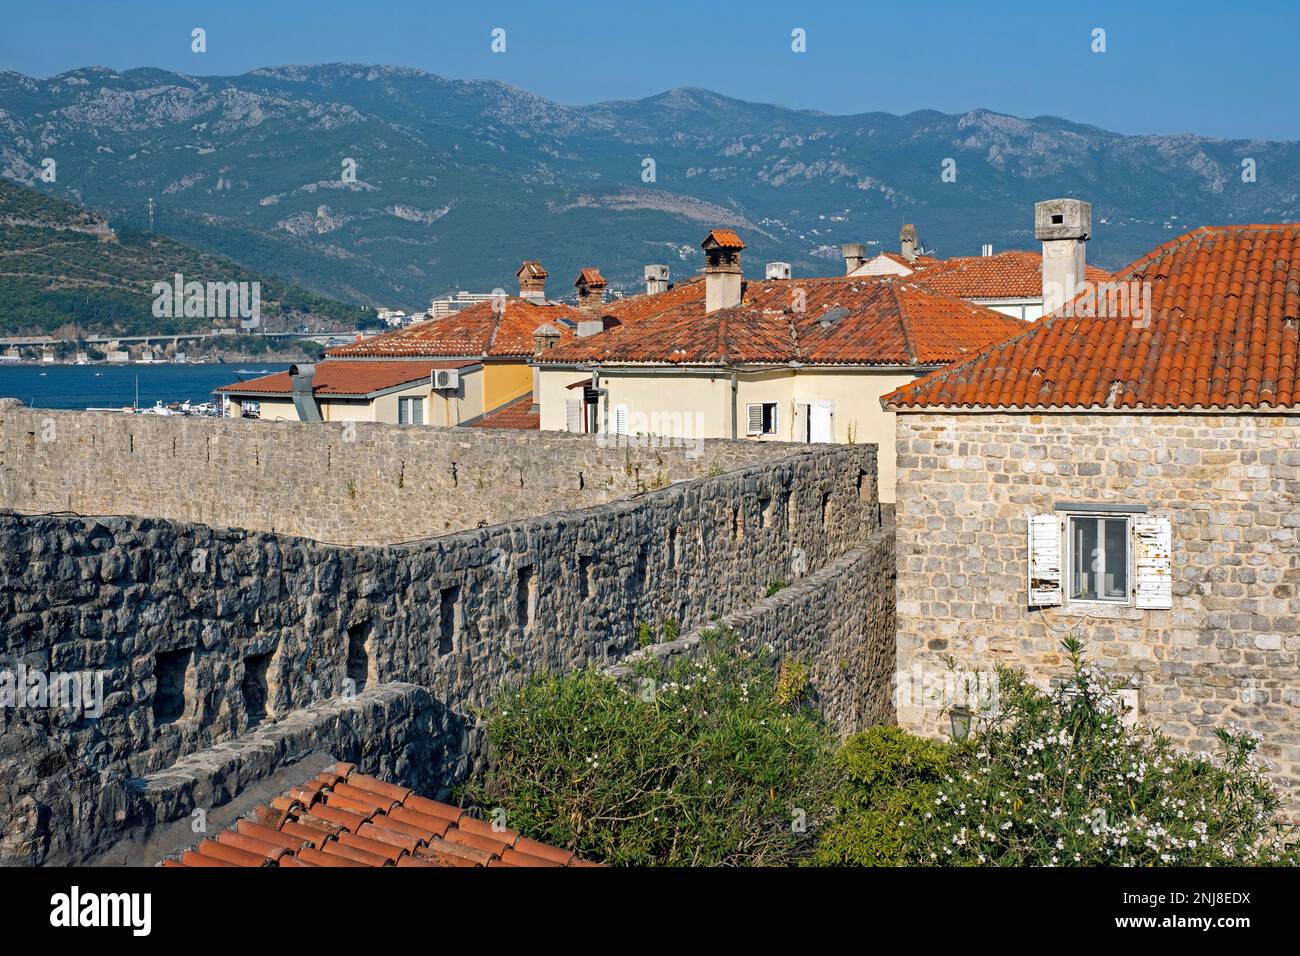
[467,630,839,866]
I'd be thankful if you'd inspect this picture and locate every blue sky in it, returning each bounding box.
[1,0,1295,140]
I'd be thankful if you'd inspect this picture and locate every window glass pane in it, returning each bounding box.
[1070,517,1098,600]
[412,398,424,425]
[1102,518,1127,599]
[398,398,411,424]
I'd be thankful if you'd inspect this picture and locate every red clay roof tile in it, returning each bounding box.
[539,277,1025,367]
[162,762,602,869]
[216,361,473,397]
[469,392,540,430]
[885,223,1300,411]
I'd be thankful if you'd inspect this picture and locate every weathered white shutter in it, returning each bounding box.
[746,404,764,436]
[614,404,628,436]
[565,399,581,433]
[794,402,809,443]
[1027,513,1062,606]
[1133,513,1173,609]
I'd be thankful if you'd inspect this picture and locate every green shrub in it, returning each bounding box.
[813,725,950,866]
[466,630,839,866]
[825,638,1299,867]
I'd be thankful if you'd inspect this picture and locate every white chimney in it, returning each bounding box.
[644,264,670,295]
[765,261,792,280]
[981,243,993,257]
[1034,198,1091,315]
[899,224,920,262]
[701,229,744,313]
[841,243,866,275]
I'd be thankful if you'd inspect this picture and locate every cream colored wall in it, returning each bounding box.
[977,298,1042,321]
[538,365,921,501]
[243,369,483,427]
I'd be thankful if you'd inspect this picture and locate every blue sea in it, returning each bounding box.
[0,363,290,410]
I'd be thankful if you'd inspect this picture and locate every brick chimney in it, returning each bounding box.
[1034,198,1091,315]
[701,229,744,313]
[841,243,866,275]
[516,260,548,303]
[574,268,607,312]
[644,264,670,295]
[899,224,920,262]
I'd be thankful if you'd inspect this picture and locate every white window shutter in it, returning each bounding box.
[746,404,763,436]
[1133,514,1173,609]
[565,399,581,433]
[614,404,628,436]
[794,403,809,443]
[1027,513,1062,606]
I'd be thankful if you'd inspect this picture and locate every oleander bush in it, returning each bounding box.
[818,637,1299,867]
[467,629,839,866]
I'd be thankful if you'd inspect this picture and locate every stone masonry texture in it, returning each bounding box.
[0,409,888,864]
[0,398,797,545]
[895,411,1300,811]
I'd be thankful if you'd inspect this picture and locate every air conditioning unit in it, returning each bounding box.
[431,368,460,391]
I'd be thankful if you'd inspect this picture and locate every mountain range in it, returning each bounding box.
[2,63,1298,311]
[0,177,365,336]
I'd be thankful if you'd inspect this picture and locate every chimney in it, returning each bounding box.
[981,243,994,257]
[288,364,323,423]
[841,243,867,275]
[574,267,607,314]
[516,260,548,303]
[531,323,563,408]
[701,229,744,313]
[1034,198,1091,315]
[899,224,920,262]
[766,261,792,280]
[644,264,670,295]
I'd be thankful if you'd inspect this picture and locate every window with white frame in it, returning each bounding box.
[1068,514,1129,602]
[398,396,425,425]
[746,402,778,437]
[1027,509,1172,610]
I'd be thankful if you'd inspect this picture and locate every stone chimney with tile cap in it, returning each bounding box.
[1035,198,1091,315]
[899,224,920,262]
[841,243,866,275]
[574,268,607,315]
[702,229,744,313]
[517,261,548,303]
[644,264,670,295]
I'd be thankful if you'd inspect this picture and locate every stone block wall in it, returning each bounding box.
[0,398,798,545]
[895,411,1300,809]
[1,440,884,863]
[609,513,897,735]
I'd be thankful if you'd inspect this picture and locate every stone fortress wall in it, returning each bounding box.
[0,403,895,864]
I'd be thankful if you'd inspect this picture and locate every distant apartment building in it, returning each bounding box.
[427,290,499,320]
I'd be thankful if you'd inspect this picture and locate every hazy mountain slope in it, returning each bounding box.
[3,64,1296,309]
[0,177,366,335]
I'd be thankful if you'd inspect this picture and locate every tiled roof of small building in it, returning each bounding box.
[537,277,1025,367]
[328,299,584,359]
[161,762,601,868]
[470,392,540,430]
[909,249,1116,299]
[215,360,474,397]
[575,268,607,288]
[884,224,1300,411]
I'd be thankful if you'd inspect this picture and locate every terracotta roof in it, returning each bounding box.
[516,260,548,279]
[702,228,745,250]
[909,249,1115,299]
[575,268,607,288]
[161,761,601,868]
[328,298,584,359]
[470,392,540,430]
[884,223,1300,411]
[537,277,1025,367]
[215,361,473,397]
